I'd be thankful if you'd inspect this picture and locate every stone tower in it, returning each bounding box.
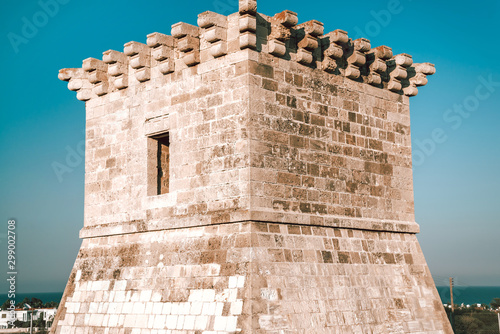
[53,1,452,333]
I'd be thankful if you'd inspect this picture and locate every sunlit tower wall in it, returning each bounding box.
[52,1,452,333]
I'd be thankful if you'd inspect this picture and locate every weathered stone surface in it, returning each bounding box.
[53,1,449,333]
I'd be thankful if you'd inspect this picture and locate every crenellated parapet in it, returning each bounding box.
[59,0,435,100]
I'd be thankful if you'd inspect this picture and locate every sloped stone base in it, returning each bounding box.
[51,222,452,333]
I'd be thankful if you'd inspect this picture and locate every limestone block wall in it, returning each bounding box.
[247,52,418,233]
[76,45,256,237]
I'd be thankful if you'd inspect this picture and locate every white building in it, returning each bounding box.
[0,308,57,329]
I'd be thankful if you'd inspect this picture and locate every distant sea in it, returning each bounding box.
[436,286,500,306]
[0,292,63,306]
[1,287,500,308]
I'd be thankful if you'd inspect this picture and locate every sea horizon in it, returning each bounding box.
[0,292,63,307]
[434,286,500,306]
[2,286,499,308]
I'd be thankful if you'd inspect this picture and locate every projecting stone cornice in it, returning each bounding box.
[58,0,435,102]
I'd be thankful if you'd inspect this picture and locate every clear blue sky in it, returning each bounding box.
[0,0,499,294]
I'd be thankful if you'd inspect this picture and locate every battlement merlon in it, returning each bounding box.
[58,0,435,101]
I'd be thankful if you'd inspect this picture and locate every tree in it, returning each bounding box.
[9,319,18,328]
[1,299,11,310]
[490,298,500,310]
[454,315,484,334]
[11,319,27,328]
[16,297,31,308]
[34,317,48,333]
[43,301,58,308]
[14,296,45,308]
[30,297,43,308]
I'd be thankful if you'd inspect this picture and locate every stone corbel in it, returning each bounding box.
[346,38,371,79]
[268,10,297,57]
[366,45,392,86]
[238,0,257,50]
[103,50,129,90]
[147,32,175,75]
[124,41,151,82]
[295,20,324,65]
[404,62,436,96]
[198,11,228,58]
[321,29,348,73]
[58,68,93,101]
[171,22,201,66]
[82,58,110,96]
[387,53,413,92]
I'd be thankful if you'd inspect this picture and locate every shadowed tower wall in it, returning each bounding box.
[52,1,452,333]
